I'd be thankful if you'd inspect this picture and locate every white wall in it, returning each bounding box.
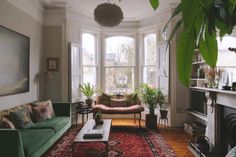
[0,0,43,110]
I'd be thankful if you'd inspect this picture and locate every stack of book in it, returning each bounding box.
[83,128,103,139]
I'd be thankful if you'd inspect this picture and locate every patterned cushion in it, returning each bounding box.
[32,104,52,122]
[32,100,55,117]
[92,104,144,114]
[0,103,32,118]
[0,117,15,129]
[100,93,114,106]
[110,98,126,107]
[10,108,34,129]
[125,93,140,106]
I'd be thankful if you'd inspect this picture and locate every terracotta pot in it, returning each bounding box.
[145,114,157,130]
[160,110,168,119]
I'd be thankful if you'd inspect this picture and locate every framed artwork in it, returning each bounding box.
[0,25,30,96]
[47,58,59,71]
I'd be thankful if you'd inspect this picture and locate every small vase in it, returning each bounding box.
[95,115,101,125]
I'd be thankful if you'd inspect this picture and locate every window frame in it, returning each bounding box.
[102,34,137,93]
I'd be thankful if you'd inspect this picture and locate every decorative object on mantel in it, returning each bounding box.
[204,67,222,88]
[94,0,123,27]
[35,71,53,91]
[228,47,236,53]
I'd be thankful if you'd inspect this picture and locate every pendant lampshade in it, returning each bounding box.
[94,2,124,27]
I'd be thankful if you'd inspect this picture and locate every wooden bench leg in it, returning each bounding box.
[134,113,136,124]
[138,112,141,128]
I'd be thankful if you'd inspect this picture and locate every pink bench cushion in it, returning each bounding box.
[92,104,144,114]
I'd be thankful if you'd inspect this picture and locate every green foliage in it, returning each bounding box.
[137,84,164,116]
[149,0,236,86]
[79,83,99,98]
[149,0,159,10]
[95,111,102,118]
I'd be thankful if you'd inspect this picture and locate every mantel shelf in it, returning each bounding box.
[189,86,236,95]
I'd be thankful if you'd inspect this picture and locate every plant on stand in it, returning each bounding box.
[138,84,164,129]
[79,83,99,106]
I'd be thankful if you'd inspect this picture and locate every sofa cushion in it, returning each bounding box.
[0,117,15,129]
[125,93,140,106]
[92,104,144,114]
[110,98,126,107]
[31,117,70,133]
[10,108,34,129]
[20,129,54,157]
[100,93,114,106]
[32,100,55,117]
[32,104,52,122]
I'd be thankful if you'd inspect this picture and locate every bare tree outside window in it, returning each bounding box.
[105,36,135,93]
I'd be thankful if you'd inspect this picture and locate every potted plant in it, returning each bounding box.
[138,84,164,129]
[148,0,236,87]
[79,83,99,106]
[94,111,102,125]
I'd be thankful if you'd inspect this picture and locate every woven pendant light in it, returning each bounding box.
[94,1,123,27]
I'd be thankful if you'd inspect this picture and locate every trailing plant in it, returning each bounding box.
[137,84,164,116]
[149,0,236,86]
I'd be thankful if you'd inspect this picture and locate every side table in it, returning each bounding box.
[75,101,92,126]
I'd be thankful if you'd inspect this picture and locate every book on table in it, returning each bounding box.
[83,128,103,139]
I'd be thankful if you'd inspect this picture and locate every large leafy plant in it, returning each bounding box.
[79,83,98,98]
[149,0,236,86]
[138,84,164,116]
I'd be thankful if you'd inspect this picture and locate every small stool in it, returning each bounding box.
[159,117,168,127]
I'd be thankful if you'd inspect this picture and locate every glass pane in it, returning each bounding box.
[144,34,156,65]
[83,66,97,86]
[217,36,236,67]
[82,33,96,66]
[143,67,156,86]
[105,36,135,66]
[105,68,134,93]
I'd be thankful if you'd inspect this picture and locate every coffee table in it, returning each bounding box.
[72,119,112,157]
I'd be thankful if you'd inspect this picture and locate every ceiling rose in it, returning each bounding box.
[94,2,124,27]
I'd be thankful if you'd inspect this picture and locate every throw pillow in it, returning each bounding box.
[100,93,114,106]
[110,98,126,107]
[32,104,52,122]
[0,116,15,129]
[125,93,140,106]
[10,108,34,129]
[32,100,55,117]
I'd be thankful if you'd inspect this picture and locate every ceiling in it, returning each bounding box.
[38,0,179,21]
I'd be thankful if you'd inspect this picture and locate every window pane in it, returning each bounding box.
[143,67,156,86]
[83,66,97,86]
[105,36,135,66]
[105,68,134,93]
[82,33,96,65]
[144,34,156,65]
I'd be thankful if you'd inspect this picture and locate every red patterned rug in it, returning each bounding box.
[44,126,176,157]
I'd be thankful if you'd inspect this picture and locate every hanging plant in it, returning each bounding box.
[149,0,236,86]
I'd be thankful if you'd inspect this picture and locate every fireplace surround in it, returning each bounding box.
[189,87,236,156]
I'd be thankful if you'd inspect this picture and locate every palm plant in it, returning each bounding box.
[138,84,164,116]
[79,83,99,106]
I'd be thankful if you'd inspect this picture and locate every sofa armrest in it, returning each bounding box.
[0,129,25,157]
[52,102,71,117]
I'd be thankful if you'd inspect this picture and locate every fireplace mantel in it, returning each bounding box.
[190,87,236,155]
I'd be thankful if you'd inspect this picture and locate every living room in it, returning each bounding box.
[0,0,236,157]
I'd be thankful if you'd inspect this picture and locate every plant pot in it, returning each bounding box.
[95,115,101,125]
[160,110,168,119]
[145,114,157,130]
[85,98,93,106]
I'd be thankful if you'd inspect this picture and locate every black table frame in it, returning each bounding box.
[75,101,92,126]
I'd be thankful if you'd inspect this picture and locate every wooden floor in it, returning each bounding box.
[111,119,194,157]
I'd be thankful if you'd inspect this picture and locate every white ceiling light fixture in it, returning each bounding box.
[94,0,124,27]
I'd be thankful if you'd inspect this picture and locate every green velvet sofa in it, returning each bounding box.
[0,102,71,157]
